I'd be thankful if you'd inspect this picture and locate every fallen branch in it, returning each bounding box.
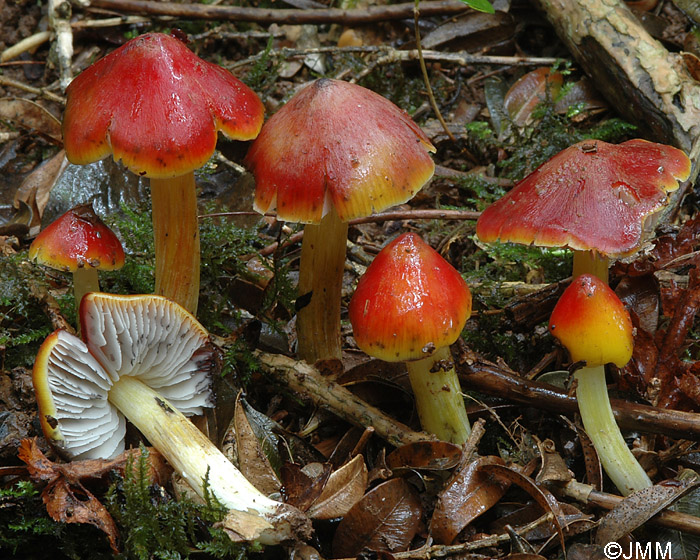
[255,351,433,448]
[456,348,700,441]
[86,0,472,25]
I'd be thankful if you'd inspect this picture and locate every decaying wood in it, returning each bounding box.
[255,351,433,448]
[531,0,700,157]
[456,348,700,441]
[86,0,472,25]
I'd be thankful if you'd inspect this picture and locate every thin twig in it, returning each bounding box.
[0,75,65,104]
[87,0,474,24]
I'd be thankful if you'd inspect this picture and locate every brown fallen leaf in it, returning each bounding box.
[13,150,68,229]
[504,68,563,127]
[430,455,510,544]
[479,462,566,551]
[385,440,462,472]
[331,478,422,558]
[595,474,700,544]
[0,97,62,144]
[232,395,281,496]
[281,462,331,512]
[18,439,170,554]
[307,454,367,520]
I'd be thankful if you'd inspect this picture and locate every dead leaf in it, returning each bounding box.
[233,395,281,496]
[281,462,331,512]
[430,455,510,544]
[14,150,68,228]
[479,462,566,550]
[535,438,573,485]
[331,478,422,558]
[504,68,563,127]
[308,454,368,520]
[421,11,515,52]
[386,441,462,472]
[0,97,62,144]
[0,200,32,238]
[595,475,700,544]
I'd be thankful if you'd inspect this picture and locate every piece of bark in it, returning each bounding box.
[531,0,700,155]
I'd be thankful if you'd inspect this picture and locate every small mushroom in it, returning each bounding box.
[348,233,472,443]
[476,139,691,282]
[549,274,650,495]
[29,202,125,310]
[62,32,264,314]
[33,292,310,544]
[245,78,435,363]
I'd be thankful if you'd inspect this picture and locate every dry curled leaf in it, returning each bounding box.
[307,454,368,520]
[430,455,510,544]
[18,439,169,554]
[595,475,700,544]
[232,395,281,496]
[331,478,422,558]
[0,97,62,143]
[385,441,462,472]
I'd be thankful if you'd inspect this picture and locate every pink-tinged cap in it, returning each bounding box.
[245,78,436,223]
[29,203,125,272]
[549,274,633,368]
[348,233,471,362]
[476,139,691,257]
[63,32,264,179]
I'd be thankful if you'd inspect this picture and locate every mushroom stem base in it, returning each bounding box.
[297,206,348,363]
[405,346,471,444]
[151,173,200,315]
[575,365,651,495]
[108,375,311,544]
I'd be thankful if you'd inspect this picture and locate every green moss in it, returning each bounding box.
[106,446,257,560]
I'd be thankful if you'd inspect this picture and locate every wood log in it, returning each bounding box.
[531,0,700,157]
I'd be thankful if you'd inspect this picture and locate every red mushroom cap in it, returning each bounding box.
[476,139,691,257]
[549,274,633,368]
[245,78,436,223]
[63,32,264,179]
[28,203,125,272]
[348,233,471,362]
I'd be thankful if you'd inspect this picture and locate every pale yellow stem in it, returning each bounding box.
[150,174,200,315]
[575,365,651,495]
[405,346,471,444]
[296,206,348,363]
[107,375,308,544]
[572,250,609,283]
[72,267,99,336]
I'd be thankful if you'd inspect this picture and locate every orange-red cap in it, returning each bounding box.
[246,78,435,223]
[348,233,471,362]
[63,32,264,179]
[28,203,125,272]
[476,139,691,257]
[549,274,633,368]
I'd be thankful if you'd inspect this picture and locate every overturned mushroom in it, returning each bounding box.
[33,293,310,544]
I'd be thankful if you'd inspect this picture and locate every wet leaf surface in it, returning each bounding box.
[331,477,422,558]
[385,440,462,472]
[307,454,367,520]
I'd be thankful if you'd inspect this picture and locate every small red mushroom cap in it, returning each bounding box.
[245,78,436,223]
[63,32,264,179]
[476,139,691,257]
[28,203,125,272]
[549,274,633,368]
[348,233,471,362]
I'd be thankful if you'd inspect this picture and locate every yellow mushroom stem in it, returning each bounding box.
[296,205,348,363]
[107,375,308,544]
[572,250,609,284]
[150,173,200,315]
[405,346,471,444]
[575,365,651,495]
[72,266,100,311]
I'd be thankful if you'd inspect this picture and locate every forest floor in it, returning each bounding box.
[1,0,700,559]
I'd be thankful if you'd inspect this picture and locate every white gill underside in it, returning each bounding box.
[81,294,214,415]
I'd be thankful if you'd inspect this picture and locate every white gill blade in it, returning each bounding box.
[81,293,216,416]
[39,330,126,460]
